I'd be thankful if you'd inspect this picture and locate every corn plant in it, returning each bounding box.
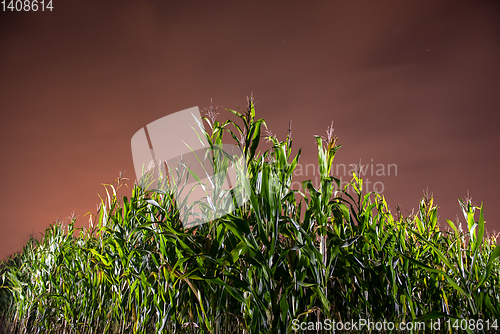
[1,95,499,334]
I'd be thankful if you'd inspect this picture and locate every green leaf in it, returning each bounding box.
[474,203,485,253]
[477,245,500,288]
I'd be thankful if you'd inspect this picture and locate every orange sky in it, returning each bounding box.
[1,0,499,260]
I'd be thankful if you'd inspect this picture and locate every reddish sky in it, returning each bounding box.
[1,0,499,260]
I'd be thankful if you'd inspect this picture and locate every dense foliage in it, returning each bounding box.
[1,97,499,333]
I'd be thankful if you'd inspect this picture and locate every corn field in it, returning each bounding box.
[1,97,499,333]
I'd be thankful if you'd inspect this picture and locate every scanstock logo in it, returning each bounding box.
[131,107,249,228]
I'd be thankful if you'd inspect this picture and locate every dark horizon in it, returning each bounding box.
[1,0,499,260]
